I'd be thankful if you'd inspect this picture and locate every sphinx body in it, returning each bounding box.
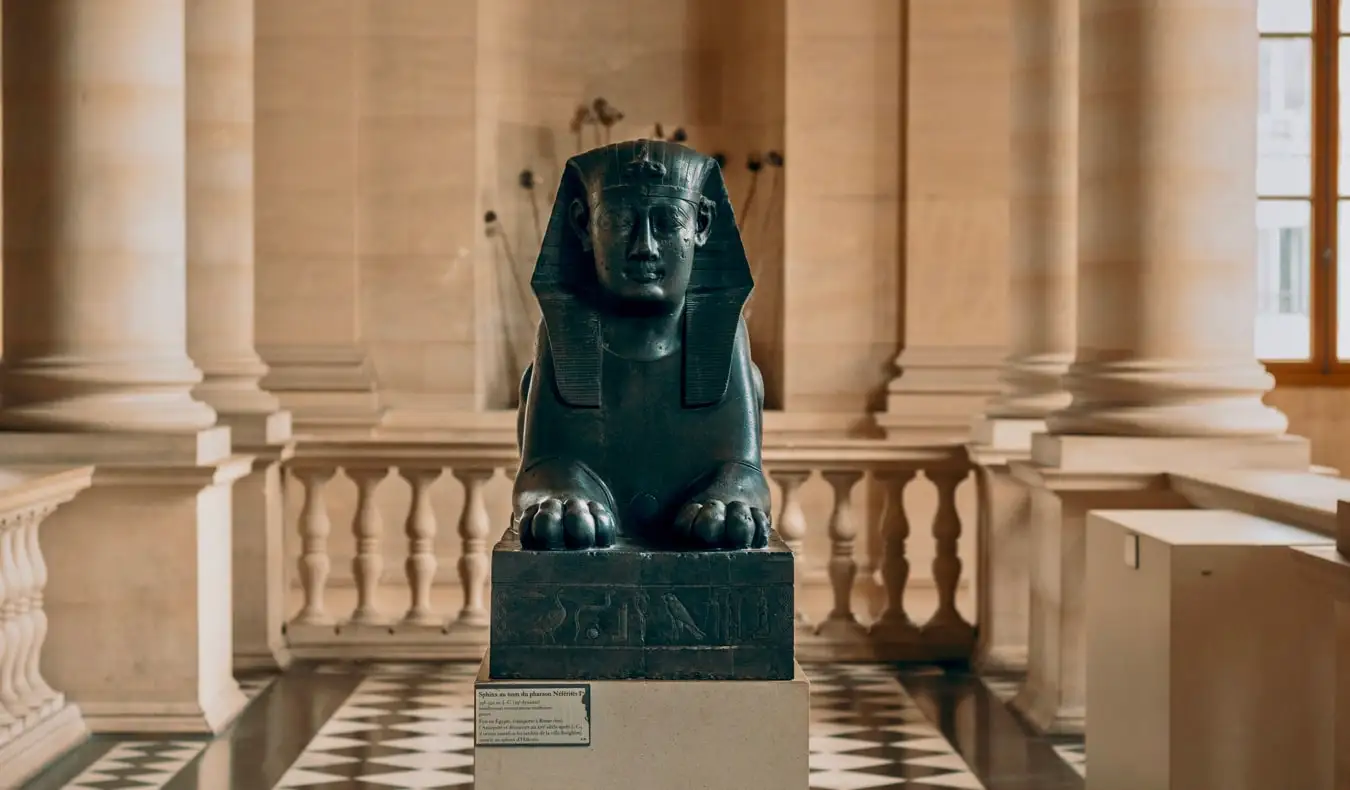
[511,139,772,551]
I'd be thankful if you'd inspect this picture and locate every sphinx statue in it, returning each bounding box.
[512,139,771,551]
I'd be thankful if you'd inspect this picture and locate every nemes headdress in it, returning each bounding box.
[531,139,753,408]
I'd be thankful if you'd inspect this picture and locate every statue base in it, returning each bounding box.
[473,653,809,790]
[488,528,795,680]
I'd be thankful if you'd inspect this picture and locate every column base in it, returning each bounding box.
[258,344,383,433]
[0,430,254,736]
[223,411,295,674]
[79,682,248,735]
[1010,689,1084,736]
[0,361,218,434]
[970,416,1044,457]
[877,346,1002,443]
[0,702,88,788]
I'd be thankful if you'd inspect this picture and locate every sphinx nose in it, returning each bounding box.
[627,216,660,261]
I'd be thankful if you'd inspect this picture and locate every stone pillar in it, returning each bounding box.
[0,0,216,434]
[1010,0,1310,735]
[983,0,1076,428]
[0,0,248,734]
[782,0,903,416]
[1047,0,1284,439]
[878,0,1011,443]
[254,0,381,433]
[186,0,293,671]
[969,0,1078,673]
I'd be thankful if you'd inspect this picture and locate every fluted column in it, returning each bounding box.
[985,0,1077,421]
[186,0,278,416]
[1047,0,1286,437]
[1,0,216,433]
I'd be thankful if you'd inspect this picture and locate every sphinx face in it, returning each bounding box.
[583,193,703,306]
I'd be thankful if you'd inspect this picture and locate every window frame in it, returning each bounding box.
[1263,0,1344,385]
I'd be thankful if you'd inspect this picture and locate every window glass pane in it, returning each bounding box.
[1339,201,1350,359]
[1256,200,1313,361]
[1342,38,1350,194]
[1259,39,1312,197]
[1259,0,1312,33]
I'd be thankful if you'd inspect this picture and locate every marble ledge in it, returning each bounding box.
[1170,469,1350,541]
[0,426,234,467]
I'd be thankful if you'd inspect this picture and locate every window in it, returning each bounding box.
[1256,0,1350,383]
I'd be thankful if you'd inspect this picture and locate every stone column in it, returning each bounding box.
[0,0,249,734]
[1011,0,1310,736]
[187,0,277,419]
[877,0,1011,444]
[1047,0,1285,438]
[254,1,381,433]
[0,0,216,434]
[970,0,1078,673]
[983,0,1076,428]
[187,0,293,671]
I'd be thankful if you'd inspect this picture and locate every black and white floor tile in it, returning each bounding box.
[273,664,478,788]
[59,741,210,790]
[1052,743,1086,778]
[24,662,1088,789]
[804,663,985,789]
[277,662,986,789]
[49,674,280,790]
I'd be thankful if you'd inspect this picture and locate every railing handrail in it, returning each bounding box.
[0,466,95,515]
[284,435,970,472]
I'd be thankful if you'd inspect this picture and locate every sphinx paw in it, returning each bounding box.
[674,499,770,550]
[518,497,617,550]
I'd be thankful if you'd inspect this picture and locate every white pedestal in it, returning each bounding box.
[1086,509,1337,790]
[473,656,810,790]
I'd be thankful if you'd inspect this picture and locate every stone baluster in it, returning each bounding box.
[453,468,494,627]
[348,468,390,625]
[923,468,975,642]
[818,470,866,639]
[769,470,811,627]
[1,516,31,721]
[401,467,444,626]
[6,511,38,718]
[871,469,920,642]
[293,467,336,626]
[0,517,17,728]
[21,506,59,716]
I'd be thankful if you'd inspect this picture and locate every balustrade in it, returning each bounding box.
[0,467,93,788]
[281,437,976,662]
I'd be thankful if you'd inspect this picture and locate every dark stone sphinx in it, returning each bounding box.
[489,139,793,681]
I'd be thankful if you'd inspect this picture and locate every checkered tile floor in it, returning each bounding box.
[277,662,986,789]
[53,674,277,790]
[60,741,209,789]
[45,664,1008,789]
[275,663,479,788]
[980,674,1087,779]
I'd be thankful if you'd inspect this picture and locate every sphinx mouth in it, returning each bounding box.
[624,263,664,283]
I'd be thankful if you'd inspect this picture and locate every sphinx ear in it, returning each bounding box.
[695,196,716,247]
[569,198,592,252]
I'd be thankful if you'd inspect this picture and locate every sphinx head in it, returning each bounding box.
[566,141,716,307]
[531,140,751,407]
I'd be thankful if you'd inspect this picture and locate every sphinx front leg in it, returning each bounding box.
[513,458,619,550]
[674,461,773,550]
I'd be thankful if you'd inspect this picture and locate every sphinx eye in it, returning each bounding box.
[652,206,688,233]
